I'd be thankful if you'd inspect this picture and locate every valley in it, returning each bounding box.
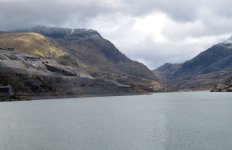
[2,25,232,95]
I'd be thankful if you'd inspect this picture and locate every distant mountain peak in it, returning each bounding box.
[10,25,102,39]
[223,36,232,44]
[221,36,232,48]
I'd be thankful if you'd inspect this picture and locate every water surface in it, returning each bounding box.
[0,92,232,150]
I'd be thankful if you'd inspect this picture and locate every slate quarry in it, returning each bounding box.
[0,48,142,98]
[0,47,91,78]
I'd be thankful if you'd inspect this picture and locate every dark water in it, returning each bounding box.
[0,92,232,150]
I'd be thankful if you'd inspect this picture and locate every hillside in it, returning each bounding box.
[152,38,232,90]
[11,25,157,81]
[0,31,81,67]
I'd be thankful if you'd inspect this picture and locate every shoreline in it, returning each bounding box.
[27,93,151,101]
[0,92,151,102]
[1,90,213,102]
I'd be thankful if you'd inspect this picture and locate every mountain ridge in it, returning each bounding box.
[152,37,232,90]
[10,25,102,39]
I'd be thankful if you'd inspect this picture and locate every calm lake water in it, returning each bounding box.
[0,92,232,150]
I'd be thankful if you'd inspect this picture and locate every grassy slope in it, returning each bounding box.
[0,31,67,58]
[0,31,80,67]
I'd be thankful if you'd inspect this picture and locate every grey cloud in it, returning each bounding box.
[93,17,219,69]
[1,0,232,31]
[162,9,232,40]
[125,42,208,69]
[0,0,113,30]
[0,1,68,30]
[102,26,208,69]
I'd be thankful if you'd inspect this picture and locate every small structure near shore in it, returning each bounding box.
[0,48,15,51]
[0,86,14,95]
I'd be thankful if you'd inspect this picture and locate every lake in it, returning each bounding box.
[0,91,232,150]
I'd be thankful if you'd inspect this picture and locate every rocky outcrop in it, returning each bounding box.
[211,76,232,92]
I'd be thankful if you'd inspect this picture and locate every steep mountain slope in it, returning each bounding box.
[55,37,157,80]
[152,38,232,90]
[11,25,157,81]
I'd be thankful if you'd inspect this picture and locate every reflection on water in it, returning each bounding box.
[0,92,232,150]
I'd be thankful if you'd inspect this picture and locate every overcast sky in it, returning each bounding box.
[1,0,232,69]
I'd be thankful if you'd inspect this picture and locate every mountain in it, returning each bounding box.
[152,37,232,90]
[11,25,157,81]
[1,25,163,91]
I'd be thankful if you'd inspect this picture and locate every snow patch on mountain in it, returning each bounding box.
[70,28,74,35]
[223,36,232,44]
[10,25,102,39]
[221,36,232,49]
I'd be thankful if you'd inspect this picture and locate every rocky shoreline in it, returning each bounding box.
[0,92,151,102]
[211,75,232,92]
[0,95,28,101]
